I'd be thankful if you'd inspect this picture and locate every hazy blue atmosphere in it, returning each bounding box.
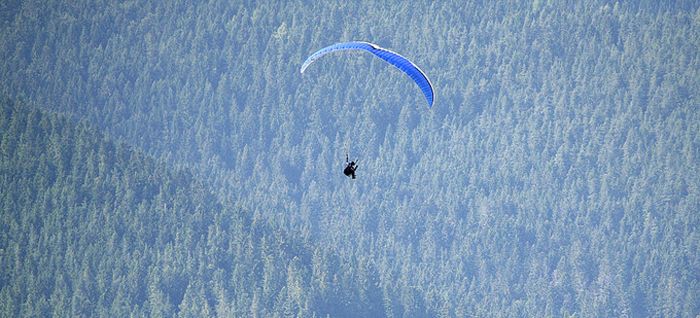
[1,1,698,317]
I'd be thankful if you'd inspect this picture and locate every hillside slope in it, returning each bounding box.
[0,99,363,317]
[1,1,699,316]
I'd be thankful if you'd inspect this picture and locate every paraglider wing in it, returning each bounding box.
[300,41,434,108]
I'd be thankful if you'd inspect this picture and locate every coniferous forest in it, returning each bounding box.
[1,1,699,317]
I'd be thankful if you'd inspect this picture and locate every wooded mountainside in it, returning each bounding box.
[1,1,698,317]
[1,99,322,317]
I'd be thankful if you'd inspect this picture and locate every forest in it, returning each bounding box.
[1,0,698,317]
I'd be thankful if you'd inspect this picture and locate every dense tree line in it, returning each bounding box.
[1,0,698,316]
[0,99,369,317]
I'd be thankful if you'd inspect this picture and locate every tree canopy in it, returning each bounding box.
[1,1,698,316]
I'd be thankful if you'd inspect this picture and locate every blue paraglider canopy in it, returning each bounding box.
[300,41,435,108]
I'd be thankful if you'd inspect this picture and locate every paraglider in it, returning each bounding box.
[301,41,434,179]
[343,153,358,179]
[300,41,435,108]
